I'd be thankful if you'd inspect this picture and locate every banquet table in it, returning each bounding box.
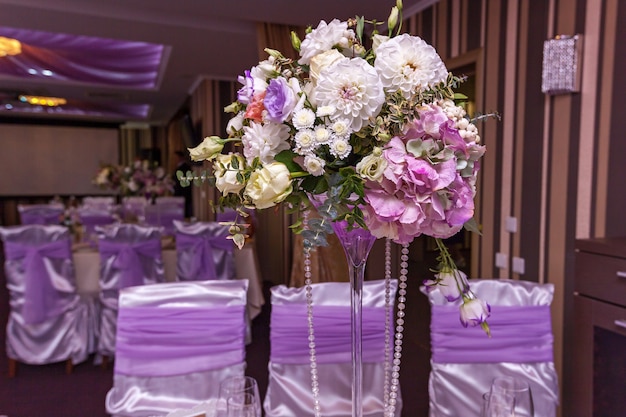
[72,237,265,319]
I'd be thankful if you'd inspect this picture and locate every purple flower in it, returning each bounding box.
[237,70,255,104]
[264,77,297,123]
[459,298,491,327]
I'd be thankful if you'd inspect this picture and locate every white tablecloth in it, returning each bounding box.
[72,240,265,319]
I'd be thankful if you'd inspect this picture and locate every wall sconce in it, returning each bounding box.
[0,36,22,57]
[541,34,583,95]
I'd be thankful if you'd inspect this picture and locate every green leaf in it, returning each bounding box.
[274,149,303,173]
[356,16,365,43]
[463,217,482,235]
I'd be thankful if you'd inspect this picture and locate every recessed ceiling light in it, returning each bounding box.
[27,68,37,75]
[18,94,67,107]
[41,69,54,76]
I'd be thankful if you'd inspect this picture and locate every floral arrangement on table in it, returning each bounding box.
[94,160,175,200]
[179,1,495,333]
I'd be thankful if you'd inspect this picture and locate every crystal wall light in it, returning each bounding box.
[541,34,583,95]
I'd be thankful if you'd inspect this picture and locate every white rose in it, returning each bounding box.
[309,49,345,85]
[226,112,245,135]
[214,153,246,195]
[188,136,225,162]
[244,162,292,209]
[356,148,388,182]
[372,34,390,54]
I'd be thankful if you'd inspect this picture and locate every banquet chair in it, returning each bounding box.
[121,196,149,223]
[264,279,402,417]
[105,279,249,417]
[76,205,118,244]
[173,220,235,281]
[17,203,65,225]
[0,224,90,377]
[422,278,559,417]
[95,223,165,360]
[145,201,184,236]
[82,196,116,209]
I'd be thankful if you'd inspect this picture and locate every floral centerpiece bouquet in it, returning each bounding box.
[94,160,175,200]
[180,1,493,332]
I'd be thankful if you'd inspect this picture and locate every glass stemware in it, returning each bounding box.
[226,392,260,417]
[491,376,535,417]
[482,391,515,417]
[218,376,261,417]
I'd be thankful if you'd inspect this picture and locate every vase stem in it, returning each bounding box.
[332,223,376,417]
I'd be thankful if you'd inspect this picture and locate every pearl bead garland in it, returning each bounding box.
[303,223,408,417]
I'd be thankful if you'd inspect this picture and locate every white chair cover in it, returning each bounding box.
[18,203,65,225]
[96,224,165,357]
[0,224,90,365]
[82,196,117,209]
[105,279,249,417]
[422,278,559,417]
[145,202,184,236]
[173,220,235,281]
[76,205,118,243]
[264,279,402,417]
[121,196,149,223]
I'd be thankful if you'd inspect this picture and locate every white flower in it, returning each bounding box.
[330,119,351,137]
[226,112,245,135]
[374,33,449,98]
[244,162,293,209]
[292,108,316,129]
[213,153,246,195]
[329,137,352,159]
[313,126,331,144]
[303,155,325,176]
[355,148,387,182]
[459,298,491,328]
[188,136,225,161]
[294,129,316,154]
[309,49,345,85]
[242,121,291,164]
[298,19,351,65]
[316,105,335,117]
[313,57,385,132]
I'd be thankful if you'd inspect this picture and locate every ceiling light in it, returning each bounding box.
[0,36,21,57]
[18,95,67,107]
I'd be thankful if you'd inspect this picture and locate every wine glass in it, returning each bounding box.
[218,376,261,417]
[482,391,515,417]
[227,392,260,417]
[491,376,535,417]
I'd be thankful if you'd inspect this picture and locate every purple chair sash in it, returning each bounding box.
[98,239,162,288]
[270,304,390,364]
[114,305,245,377]
[3,239,71,324]
[431,305,554,363]
[176,233,233,280]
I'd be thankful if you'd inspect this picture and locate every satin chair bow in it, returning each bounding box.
[176,232,233,280]
[98,239,162,288]
[4,239,72,324]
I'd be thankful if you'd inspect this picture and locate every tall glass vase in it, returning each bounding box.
[331,221,376,417]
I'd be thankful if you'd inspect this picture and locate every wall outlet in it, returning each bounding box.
[512,256,525,274]
[506,216,518,233]
[495,252,508,269]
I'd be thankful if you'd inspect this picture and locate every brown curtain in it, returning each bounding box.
[256,23,305,61]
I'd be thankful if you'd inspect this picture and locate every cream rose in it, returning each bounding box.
[214,153,246,195]
[244,162,292,209]
[309,49,345,85]
[188,136,225,162]
[356,147,387,182]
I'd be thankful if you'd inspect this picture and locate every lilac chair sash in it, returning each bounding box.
[114,305,245,377]
[98,239,162,289]
[431,304,554,363]
[270,305,389,364]
[3,239,71,324]
[176,232,233,280]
